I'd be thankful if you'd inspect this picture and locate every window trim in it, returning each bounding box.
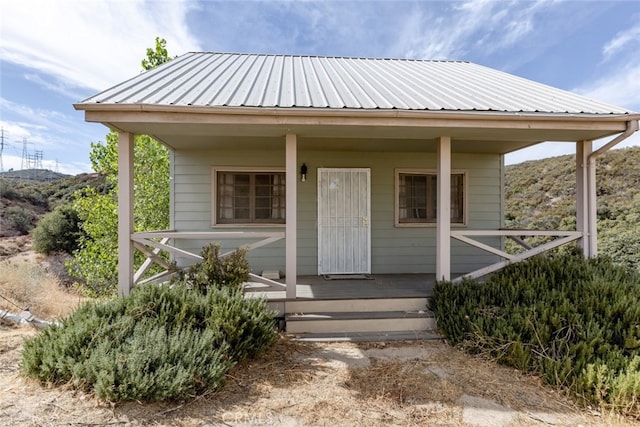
[211,166,286,228]
[394,168,467,228]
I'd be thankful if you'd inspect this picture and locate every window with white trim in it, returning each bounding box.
[396,170,465,225]
[215,170,285,224]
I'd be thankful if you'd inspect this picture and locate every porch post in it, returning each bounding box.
[117,132,135,297]
[576,140,592,258]
[587,144,598,257]
[285,133,297,298]
[436,136,451,281]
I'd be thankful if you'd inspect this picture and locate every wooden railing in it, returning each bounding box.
[450,229,583,281]
[130,230,286,288]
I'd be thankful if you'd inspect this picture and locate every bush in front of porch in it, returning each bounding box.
[430,253,640,419]
[20,245,277,402]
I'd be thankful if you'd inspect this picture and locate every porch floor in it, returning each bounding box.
[246,273,437,300]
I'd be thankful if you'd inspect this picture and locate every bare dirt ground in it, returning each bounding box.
[0,237,636,427]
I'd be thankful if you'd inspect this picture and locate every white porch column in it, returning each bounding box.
[436,136,451,281]
[118,132,135,297]
[285,133,297,298]
[576,140,592,258]
[587,144,598,257]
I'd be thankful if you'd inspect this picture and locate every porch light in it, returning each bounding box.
[301,163,308,182]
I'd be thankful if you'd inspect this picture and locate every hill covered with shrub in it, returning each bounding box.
[506,145,640,271]
[0,172,106,237]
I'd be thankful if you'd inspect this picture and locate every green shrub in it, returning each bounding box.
[32,204,84,255]
[5,206,36,234]
[21,247,277,402]
[180,243,250,291]
[599,223,640,273]
[0,178,18,199]
[430,253,640,417]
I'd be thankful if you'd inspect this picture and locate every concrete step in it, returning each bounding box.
[283,297,429,315]
[286,310,432,320]
[291,330,440,342]
[285,311,435,335]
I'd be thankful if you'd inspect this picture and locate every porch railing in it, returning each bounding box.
[450,229,583,281]
[130,231,286,288]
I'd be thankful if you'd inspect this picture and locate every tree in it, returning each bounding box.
[142,37,171,71]
[67,39,172,296]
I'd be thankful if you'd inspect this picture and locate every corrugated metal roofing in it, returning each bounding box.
[80,52,632,115]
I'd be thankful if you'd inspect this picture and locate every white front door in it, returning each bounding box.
[318,168,371,275]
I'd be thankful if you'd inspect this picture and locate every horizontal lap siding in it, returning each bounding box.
[173,149,286,271]
[173,148,502,275]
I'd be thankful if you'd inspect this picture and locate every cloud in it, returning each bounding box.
[23,73,86,100]
[575,61,640,111]
[1,154,24,173]
[0,0,201,92]
[0,109,98,175]
[0,98,92,148]
[580,19,640,111]
[0,121,36,143]
[391,0,555,60]
[575,19,640,111]
[602,19,640,60]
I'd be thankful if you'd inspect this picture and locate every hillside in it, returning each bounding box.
[0,171,107,237]
[0,169,70,182]
[506,145,640,271]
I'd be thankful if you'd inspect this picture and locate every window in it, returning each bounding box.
[396,170,465,225]
[215,170,285,224]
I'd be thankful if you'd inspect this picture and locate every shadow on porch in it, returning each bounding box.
[245,273,437,300]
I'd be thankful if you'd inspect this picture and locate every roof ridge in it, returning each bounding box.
[185,51,468,63]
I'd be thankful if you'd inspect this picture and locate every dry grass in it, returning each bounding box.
[2,328,638,426]
[0,256,84,320]
[0,239,636,426]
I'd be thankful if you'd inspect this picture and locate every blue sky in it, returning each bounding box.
[1,0,639,175]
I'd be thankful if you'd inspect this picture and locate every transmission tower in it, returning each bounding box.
[21,138,29,170]
[0,127,5,173]
[34,150,44,169]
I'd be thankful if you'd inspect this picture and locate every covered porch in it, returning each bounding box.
[120,124,638,300]
[73,53,639,302]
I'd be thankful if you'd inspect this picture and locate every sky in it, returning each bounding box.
[1,0,639,175]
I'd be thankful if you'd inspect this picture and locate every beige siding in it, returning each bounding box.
[172,147,502,275]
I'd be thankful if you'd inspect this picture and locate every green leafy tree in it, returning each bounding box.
[67,39,172,296]
[141,37,171,71]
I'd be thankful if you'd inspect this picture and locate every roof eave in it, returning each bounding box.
[73,103,638,121]
[74,104,638,139]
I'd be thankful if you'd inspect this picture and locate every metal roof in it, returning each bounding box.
[80,52,632,115]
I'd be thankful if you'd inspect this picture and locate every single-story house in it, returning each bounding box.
[75,52,639,304]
